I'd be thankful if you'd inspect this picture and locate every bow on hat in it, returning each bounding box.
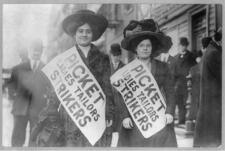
[123,19,160,37]
[121,19,173,56]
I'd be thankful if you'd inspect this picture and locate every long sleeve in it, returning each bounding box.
[7,67,17,100]
[121,103,130,119]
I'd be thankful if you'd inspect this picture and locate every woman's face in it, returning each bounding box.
[74,23,93,47]
[136,39,152,59]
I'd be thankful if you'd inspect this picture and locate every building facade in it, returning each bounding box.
[100,4,222,61]
[150,4,222,56]
[46,4,223,62]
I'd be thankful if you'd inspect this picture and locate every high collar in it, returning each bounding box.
[75,44,102,65]
[137,57,156,75]
[76,44,91,58]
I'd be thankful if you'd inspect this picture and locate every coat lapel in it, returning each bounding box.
[110,60,115,74]
[110,60,124,74]
[37,61,45,70]
[88,45,101,66]
[23,61,32,71]
[118,61,124,69]
[151,59,157,77]
[76,44,100,69]
[75,45,89,66]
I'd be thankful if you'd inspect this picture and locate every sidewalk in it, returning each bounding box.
[2,97,13,147]
[175,123,194,148]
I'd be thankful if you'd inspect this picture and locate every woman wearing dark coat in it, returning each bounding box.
[194,30,222,147]
[31,10,114,147]
[62,9,115,147]
[117,19,177,147]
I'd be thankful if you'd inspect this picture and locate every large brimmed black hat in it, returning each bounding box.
[121,19,172,56]
[62,9,108,41]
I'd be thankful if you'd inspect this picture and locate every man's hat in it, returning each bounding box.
[179,37,189,46]
[121,19,172,56]
[62,9,108,41]
[201,37,212,49]
[110,43,122,56]
[214,26,222,42]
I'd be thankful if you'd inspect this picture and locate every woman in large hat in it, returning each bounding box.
[118,19,177,147]
[32,9,114,147]
[61,9,114,147]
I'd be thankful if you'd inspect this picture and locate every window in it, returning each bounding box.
[123,4,134,15]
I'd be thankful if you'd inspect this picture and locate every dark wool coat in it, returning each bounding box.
[61,44,115,147]
[173,50,197,124]
[8,62,33,116]
[194,41,222,147]
[8,61,46,120]
[110,60,125,132]
[28,62,47,128]
[76,44,114,122]
[173,50,197,94]
[34,44,115,147]
[118,59,177,147]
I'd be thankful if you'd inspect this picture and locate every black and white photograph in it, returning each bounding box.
[1,1,223,149]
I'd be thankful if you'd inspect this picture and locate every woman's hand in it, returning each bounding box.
[165,114,174,124]
[122,117,133,129]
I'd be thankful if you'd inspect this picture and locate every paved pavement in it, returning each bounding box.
[175,125,193,147]
[2,97,194,148]
[2,97,13,147]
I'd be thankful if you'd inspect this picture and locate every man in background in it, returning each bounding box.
[109,43,125,147]
[8,38,46,146]
[173,37,197,125]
